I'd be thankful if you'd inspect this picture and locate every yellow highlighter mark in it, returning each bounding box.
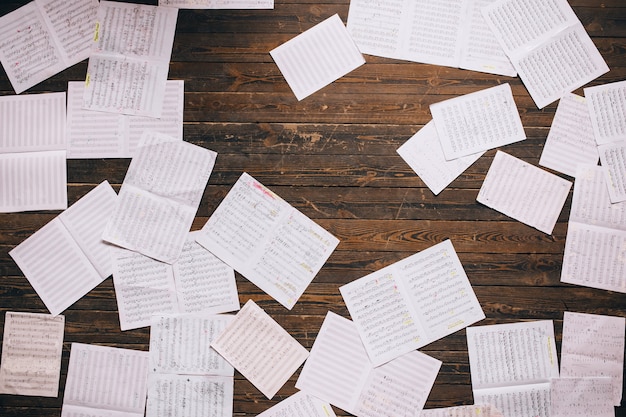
[93,21,100,42]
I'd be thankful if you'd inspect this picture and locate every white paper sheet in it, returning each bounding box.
[149,314,234,376]
[146,374,233,417]
[61,343,149,417]
[10,181,117,316]
[295,311,441,417]
[196,172,339,309]
[477,151,572,234]
[159,0,273,9]
[256,391,336,417]
[270,14,365,101]
[539,93,599,177]
[550,377,614,417]
[346,0,516,76]
[0,92,67,212]
[420,404,505,417]
[67,80,184,158]
[83,1,178,117]
[210,300,309,399]
[103,132,217,264]
[340,239,484,366]
[0,0,98,93]
[430,84,525,160]
[466,320,559,417]
[561,164,626,293]
[560,311,625,406]
[584,80,626,145]
[0,312,64,397]
[598,141,626,203]
[483,0,609,109]
[112,233,238,331]
[397,121,484,195]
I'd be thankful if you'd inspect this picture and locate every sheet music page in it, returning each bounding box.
[159,0,273,9]
[550,377,614,417]
[210,300,309,399]
[340,239,484,366]
[420,404,505,417]
[67,80,184,158]
[466,320,559,391]
[477,151,572,234]
[295,312,372,414]
[560,311,625,406]
[483,0,608,109]
[459,0,516,76]
[196,172,339,309]
[270,14,365,101]
[345,0,406,59]
[146,374,233,417]
[473,383,551,417]
[149,314,234,376]
[584,80,626,145]
[430,84,525,160]
[61,406,143,417]
[9,182,116,315]
[83,1,178,117]
[396,121,484,195]
[256,391,337,417]
[62,343,149,417]
[353,350,441,417]
[0,312,64,397]
[173,232,239,315]
[112,247,180,331]
[103,132,217,264]
[539,93,599,177]
[599,141,626,203]
[0,92,66,153]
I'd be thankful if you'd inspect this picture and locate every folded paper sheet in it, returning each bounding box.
[296,311,441,417]
[257,391,337,417]
[0,0,98,93]
[0,312,64,397]
[270,14,365,101]
[10,181,117,316]
[196,172,339,309]
[340,239,484,366]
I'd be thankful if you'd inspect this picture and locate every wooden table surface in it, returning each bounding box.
[1,0,625,416]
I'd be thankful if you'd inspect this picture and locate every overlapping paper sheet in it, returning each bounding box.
[83,1,178,117]
[0,92,67,212]
[159,0,273,8]
[146,314,234,417]
[483,0,609,108]
[61,343,149,417]
[340,239,484,366]
[112,232,239,330]
[430,83,525,160]
[561,164,626,293]
[67,80,184,158]
[0,312,64,397]
[257,391,336,417]
[0,0,98,93]
[397,121,484,195]
[420,404,504,417]
[560,311,625,406]
[477,150,572,234]
[585,80,626,145]
[211,300,309,399]
[10,181,117,316]
[296,311,441,417]
[539,93,599,177]
[103,132,217,264]
[196,172,339,309]
[346,0,516,76]
[466,320,559,417]
[550,377,614,417]
[598,140,626,203]
[270,13,365,100]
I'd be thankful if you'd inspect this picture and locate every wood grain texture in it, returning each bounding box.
[0,0,625,416]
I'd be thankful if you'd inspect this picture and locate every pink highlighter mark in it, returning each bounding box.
[252,180,277,200]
